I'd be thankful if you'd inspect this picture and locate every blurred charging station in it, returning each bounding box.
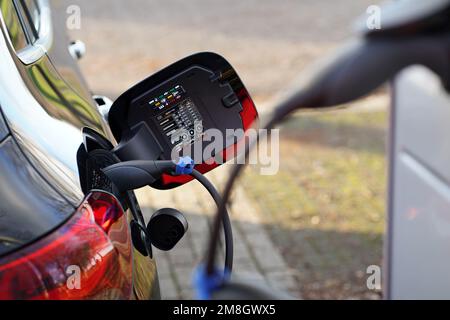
[388,66,450,299]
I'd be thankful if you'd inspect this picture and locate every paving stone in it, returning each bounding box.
[169,248,196,267]
[233,256,258,273]
[232,241,255,265]
[232,271,267,284]
[186,213,210,236]
[173,233,193,251]
[180,288,195,300]
[245,235,287,272]
[235,219,267,236]
[265,270,299,292]
[172,266,195,292]
[189,237,207,263]
[154,252,172,277]
[233,261,261,275]
[158,274,179,300]
[253,248,287,272]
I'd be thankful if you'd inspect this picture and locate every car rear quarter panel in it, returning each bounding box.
[0,1,160,299]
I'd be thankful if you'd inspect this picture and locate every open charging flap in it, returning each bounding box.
[108,52,258,189]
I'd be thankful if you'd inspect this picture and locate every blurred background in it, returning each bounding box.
[57,0,388,299]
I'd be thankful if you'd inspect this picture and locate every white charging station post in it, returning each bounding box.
[387,65,450,299]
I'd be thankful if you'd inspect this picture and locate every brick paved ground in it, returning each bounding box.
[136,165,301,299]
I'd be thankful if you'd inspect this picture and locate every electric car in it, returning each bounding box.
[0,0,160,299]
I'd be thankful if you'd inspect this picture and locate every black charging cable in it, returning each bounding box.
[190,169,233,273]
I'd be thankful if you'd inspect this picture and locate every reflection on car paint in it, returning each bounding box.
[0,137,74,256]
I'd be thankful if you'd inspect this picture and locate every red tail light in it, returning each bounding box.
[0,191,132,300]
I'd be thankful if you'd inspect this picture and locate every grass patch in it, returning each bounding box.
[242,109,387,299]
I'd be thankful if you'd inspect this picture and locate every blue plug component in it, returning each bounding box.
[175,156,194,175]
[193,264,230,300]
